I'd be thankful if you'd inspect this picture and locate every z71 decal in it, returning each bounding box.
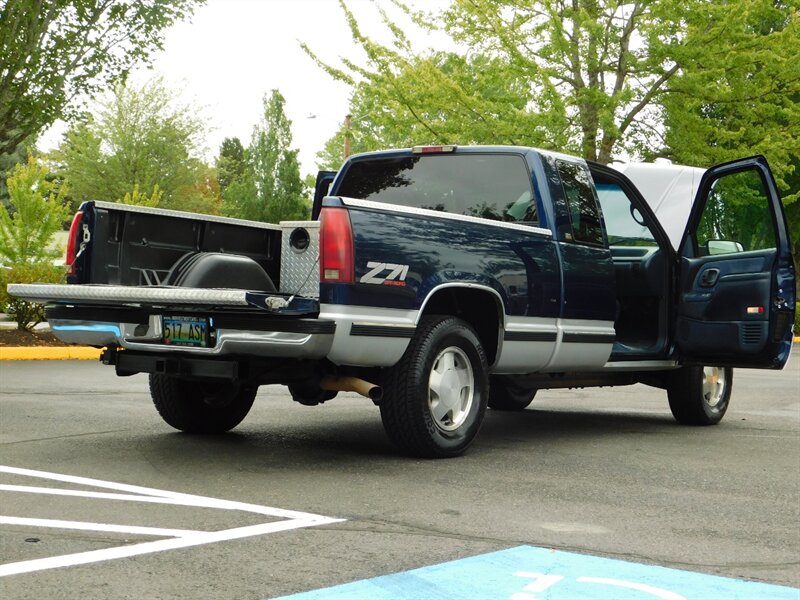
[360,262,410,286]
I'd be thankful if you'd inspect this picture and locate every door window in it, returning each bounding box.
[694,168,776,255]
[594,183,657,247]
[556,160,604,245]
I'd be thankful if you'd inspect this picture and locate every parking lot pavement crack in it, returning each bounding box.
[329,519,800,576]
[658,558,800,571]
[0,429,132,445]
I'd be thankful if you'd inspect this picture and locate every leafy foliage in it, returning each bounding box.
[216,137,246,195]
[662,1,799,273]
[0,0,204,156]
[0,262,66,330]
[222,90,308,222]
[119,183,162,208]
[52,79,219,213]
[663,2,799,196]
[307,0,698,165]
[0,137,35,209]
[0,154,70,265]
[0,154,70,330]
[315,51,541,169]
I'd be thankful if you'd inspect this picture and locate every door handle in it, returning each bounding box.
[700,268,720,287]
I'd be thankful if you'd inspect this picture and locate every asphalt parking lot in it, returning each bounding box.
[1,355,799,599]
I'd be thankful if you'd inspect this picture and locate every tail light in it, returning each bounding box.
[65,210,84,276]
[319,207,354,283]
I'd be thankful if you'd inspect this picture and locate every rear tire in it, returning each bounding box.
[488,376,537,411]
[149,374,256,433]
[380,316,489,458]
[667,366,732,425]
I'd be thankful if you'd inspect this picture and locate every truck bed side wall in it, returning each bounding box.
[83,207,282,287]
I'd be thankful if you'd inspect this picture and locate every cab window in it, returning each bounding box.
[556,160,604,245]
[337,154,538,224]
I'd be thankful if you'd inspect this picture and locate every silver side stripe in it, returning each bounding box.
[339,197,553,237]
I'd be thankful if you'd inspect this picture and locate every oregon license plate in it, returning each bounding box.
[162,316,208,347]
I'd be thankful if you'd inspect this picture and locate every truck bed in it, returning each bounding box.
[74,201,283,288]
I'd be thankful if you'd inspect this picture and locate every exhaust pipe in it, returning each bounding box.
[320,376,383,403]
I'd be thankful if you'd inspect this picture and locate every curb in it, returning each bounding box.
[0,346,102,361]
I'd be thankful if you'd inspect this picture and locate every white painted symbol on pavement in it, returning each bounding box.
[576,577,686,599]
[0,465,344,577]
[511,571,565,599]
[511,570,687,600]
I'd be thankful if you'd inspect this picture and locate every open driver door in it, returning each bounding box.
[675,156,795,369]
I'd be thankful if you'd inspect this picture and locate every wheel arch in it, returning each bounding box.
[166,251,276,291]
[417,283,504,366]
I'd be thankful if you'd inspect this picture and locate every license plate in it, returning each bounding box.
[162,316,208,347]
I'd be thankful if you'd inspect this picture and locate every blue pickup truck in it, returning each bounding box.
[10,145,795,457]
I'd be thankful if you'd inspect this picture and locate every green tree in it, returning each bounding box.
[0,154,70,265]
[310,0,800,173]
[53,78,219,213]
[0,0,204,156]
[314,51,539,169]
[662,1,799,272]
[307,0,703,164]
[216,137,246,195]
[0,154,70,330]
[0,137,34,209]
[663,2,799,193]
[222,90,308,222]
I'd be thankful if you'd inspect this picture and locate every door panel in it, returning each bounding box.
[677,249,775,356]
[676,157,795,368]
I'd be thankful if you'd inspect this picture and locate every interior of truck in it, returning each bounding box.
[588,164,673,359]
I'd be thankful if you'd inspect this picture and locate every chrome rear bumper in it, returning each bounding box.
[47,314,335,359]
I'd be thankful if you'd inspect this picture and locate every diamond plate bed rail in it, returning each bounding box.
[7,283,251,306]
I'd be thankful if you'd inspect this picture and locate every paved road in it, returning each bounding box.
[1,356,798,599]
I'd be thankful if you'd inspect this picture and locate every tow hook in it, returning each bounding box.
[100,345,120,365]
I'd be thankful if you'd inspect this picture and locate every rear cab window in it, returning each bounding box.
[335,153,539,224]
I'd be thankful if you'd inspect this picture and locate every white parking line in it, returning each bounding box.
[0,465,345,577]
[0,484,296,510]
[0,516,204,538]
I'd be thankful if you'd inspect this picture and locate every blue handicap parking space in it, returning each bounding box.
[279,545,799,600]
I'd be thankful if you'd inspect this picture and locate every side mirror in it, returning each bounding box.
[706,240,744,255]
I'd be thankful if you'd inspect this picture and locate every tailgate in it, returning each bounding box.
[8,283,333,359]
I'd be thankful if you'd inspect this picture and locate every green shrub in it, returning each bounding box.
[0,263,66,330]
